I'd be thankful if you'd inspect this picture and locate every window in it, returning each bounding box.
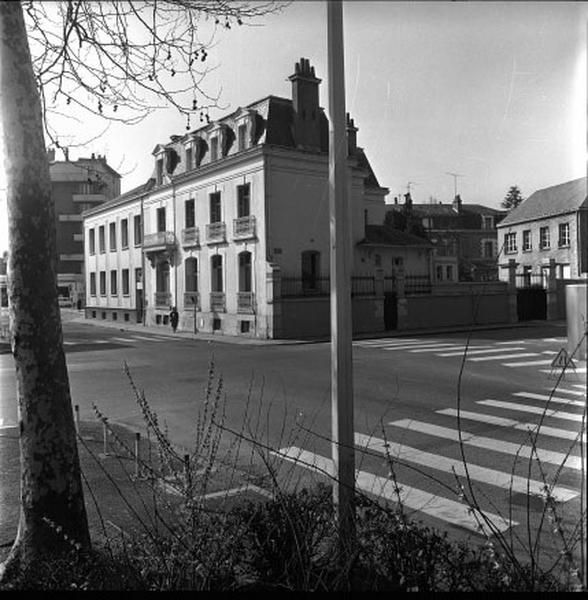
[110,270,117,295]
[134,214,142,246]
[237,184,250,218]
[98,226,105,253]
[301,250,320,291]
[89,272,96,296]
[185,146,193,171]
[185,257,198,292]
[483,240,494,258]
[446,265,453,280]
[157,207,166,232]
[121,219,128,249]
[210,137,219,161]
[504,232,517,254]
[238,124,247,151]
[185,199,195,228]
[522,230,531,252]
[156,157,164,185]
[156,261,170,293]
[122,269,130,295]
[482,216,494,230]
[539,226,550,250]
[210,192,222,223]
[109,222,116,251]
[211,255,223,292]
[135,267,142,287]
[89,228,95,255]
[238,252,252,292]
[436,265,443,281]
[99,271,106,296]
[558,223,570,247]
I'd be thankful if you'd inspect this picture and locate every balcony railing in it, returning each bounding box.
[154,291,172,307]
[210,291,226,312]
[233,216,256,240]
[205,222,226,244]
[237,292,255,314]
[143,231,176,251]
[184,291,200,309]
[181,227,200,247]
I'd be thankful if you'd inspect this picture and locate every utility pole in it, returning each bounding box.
[327,0,355,554]
[406,181,418,195]
[445,172,463,197]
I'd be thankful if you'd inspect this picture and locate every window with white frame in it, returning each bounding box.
[99,271,106,295]
[522,230,531,252]
[539,226,550,249]
[504,232,517,254]
[89,272,96,296]
[121,219,128,249]
[238,124,247,152]
[110,270,117,295]
[89,228,95,255]
[210,136,219,161]
[558,222,570,247]
[122,269,130,295]
[99,226,105,253]
[109,222,116,251]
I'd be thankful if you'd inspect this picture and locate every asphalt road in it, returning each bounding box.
[1,317,585,566]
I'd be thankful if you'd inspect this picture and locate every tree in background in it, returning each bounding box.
[501,185,524,210]
[0,0,283,581]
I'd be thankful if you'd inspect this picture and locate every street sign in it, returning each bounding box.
[551,348,575,369]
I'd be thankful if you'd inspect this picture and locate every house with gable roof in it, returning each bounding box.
[496,177,587,282]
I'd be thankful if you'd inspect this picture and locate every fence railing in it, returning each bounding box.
[181,227,200,247]
[144,231,175,250]
[205,222,226,243]
[233,216,256,239]
[404,275,432,295]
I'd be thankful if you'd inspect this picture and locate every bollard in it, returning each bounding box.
[74,404,80,435]
[134,432,141,478]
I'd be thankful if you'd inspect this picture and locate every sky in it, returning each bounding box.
[0,1,586,253]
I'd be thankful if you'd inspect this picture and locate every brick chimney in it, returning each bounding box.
[452,194,462,213]
[288,58,322,151]
[346,113,358,156]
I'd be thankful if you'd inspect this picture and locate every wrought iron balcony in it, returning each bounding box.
[233,215,256,240]
[181,227,200,247]
[237,292,255,314]
[205,222,226,244]
[143,231,176,251]
[210,292,226,312]
[154,291,172,307]
[184,291,200,309]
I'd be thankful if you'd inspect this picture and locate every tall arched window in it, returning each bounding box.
[211,255,223,292]
[301,250,320,292]
[185,257,198,292]
[156,261,170,293]
[238,251,252,292]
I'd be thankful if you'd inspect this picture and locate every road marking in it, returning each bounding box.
[131,334,172,341]
[355,432,577,502]
[573,384,587,389]
[477,400,584,423]
[468,352,538,362]
[275,446,515,534]
[111,337,135,343]
[384,343,459,351]
[495,340,527,345]
[355,338,420,346]
[541,367,587,374]
[94,340,111,344]
[202,484,274,501]
[504,359,554,367]
[438,347,525,357]
[66,359,151,372]
[409,345,493,354]
[542,337,567,343]
[389,419,581,470]
[512,391,585,408]
[437,408,586,442]
[552,387,586,396]
[63,340,76,346]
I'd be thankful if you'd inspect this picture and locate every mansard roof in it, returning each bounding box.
[358,224,433,248]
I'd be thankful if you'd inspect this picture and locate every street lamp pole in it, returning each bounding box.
[327,0,355,551]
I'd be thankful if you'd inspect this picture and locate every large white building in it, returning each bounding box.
[83,58,433,338]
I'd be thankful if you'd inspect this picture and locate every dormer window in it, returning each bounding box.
[210,137,219,161]
[238,124,247,151]
[185,146,193,171]
[156,157,164,185]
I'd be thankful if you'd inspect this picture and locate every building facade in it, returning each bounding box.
[84,59,437,338]
[50,152,121,307]
[387,194,506,282]
[496,177,587,283]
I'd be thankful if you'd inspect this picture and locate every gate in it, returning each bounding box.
[516,274,546,321]
[384,292,398,330]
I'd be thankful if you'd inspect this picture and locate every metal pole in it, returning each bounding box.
[134,432,141,478]
[327,0,355,551]
[74,404,80,435]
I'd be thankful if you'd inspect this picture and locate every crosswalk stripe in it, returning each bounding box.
[540,367,588,374]
[512,391,585,408]
[131,335,167,341]
[274,447,515,534]
[552,387,586,396]
[437,408,586,442]
[389,419,581,470]
[355,338,420,346]
[94,340,111,344]
[495,340,527,345]
[356,340,426,348]
[477,400,584,424]
[384,343,458,351]
[504,359,554,367]
[355,432,577,502]
[111,337,134,343]
[468,352,538,362]
[63,341,76,346]
[573,384,586,389]
[438,347,525,357]
[409,345,493,354]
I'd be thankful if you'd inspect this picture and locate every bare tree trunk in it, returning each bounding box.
[0,1,90,580]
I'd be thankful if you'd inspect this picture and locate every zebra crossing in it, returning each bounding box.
[273,383,585,535]
[63,332,176,347]
[354,336,585,373]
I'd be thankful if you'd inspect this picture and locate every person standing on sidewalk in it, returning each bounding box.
[170,306,179,333]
